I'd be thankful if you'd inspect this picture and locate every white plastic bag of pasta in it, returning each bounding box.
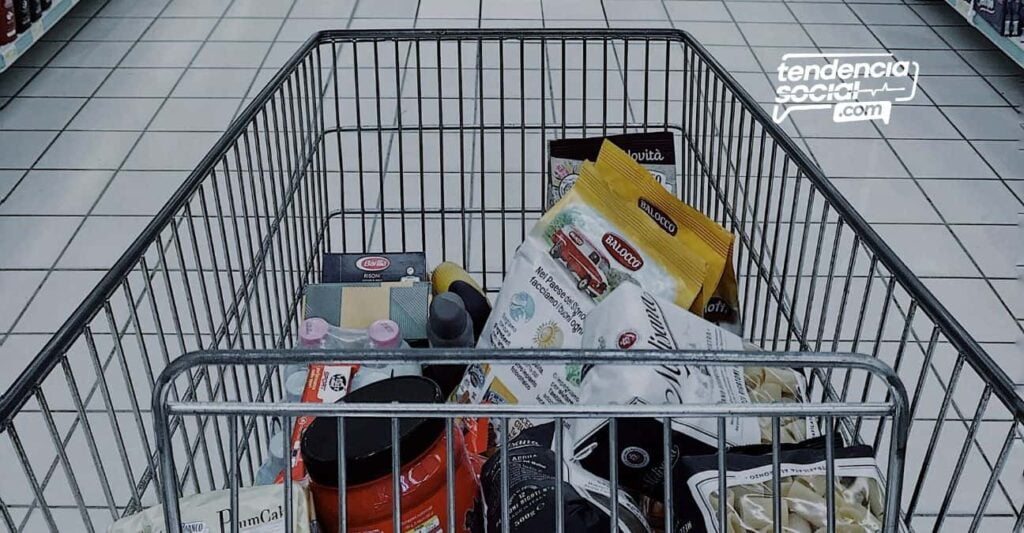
[576,282,817,450]
[680,444,894,533]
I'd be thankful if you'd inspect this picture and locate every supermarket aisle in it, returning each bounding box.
[0,0,1019,531]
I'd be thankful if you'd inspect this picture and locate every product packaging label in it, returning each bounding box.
[107,484,313,533]
[277,364,353,483]
[577,282,817,450]
[548,131,677,209]
[322,252,427,283]
[304,281,431,341]
[687,456,886,533]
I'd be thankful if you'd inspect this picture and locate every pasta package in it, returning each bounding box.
[679,442,889,533]
[455,141,714,437]
[575,282,817,452]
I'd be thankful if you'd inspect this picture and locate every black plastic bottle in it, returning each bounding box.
[13,0,29,33]
[27,0,39,21]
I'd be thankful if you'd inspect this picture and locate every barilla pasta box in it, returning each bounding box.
[322,252,427,283]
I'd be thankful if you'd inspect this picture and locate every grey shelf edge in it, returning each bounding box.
[0,0,81,73]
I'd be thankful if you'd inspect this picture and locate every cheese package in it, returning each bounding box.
[107,483,314,533]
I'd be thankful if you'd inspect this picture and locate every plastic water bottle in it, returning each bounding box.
[254,428,287,485]
[349,319,421,391]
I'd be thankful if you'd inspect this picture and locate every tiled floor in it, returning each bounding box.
[0,0,1020,530]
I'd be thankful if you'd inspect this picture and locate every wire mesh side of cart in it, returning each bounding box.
[152,350,911,533]
[0,29,1018,533]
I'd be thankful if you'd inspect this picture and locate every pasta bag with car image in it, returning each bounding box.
[591,140,742,332]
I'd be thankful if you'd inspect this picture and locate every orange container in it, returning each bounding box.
[301,377,480,533]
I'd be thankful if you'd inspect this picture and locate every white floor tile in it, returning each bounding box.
[0,216,81,268]
[924,278,1022,343]
[0,97,84,130]
[37,131,142,170]
[96,67,183,97]
[0,170,112,215]
[57,216,150,269]
[149,97,242,131]
[14,270,105,333]
[832,179,941,224]
[874,224,981,277]
[141,16,219,41]
[73,17,153,42]
[68,97,164,131]
[0,131,59,169]
[951,224,1020,278]
[804,138,908,178]
[920,180,1024,225]
[19,67,110,97]
[889,140,997,179]
[0,271,47,332]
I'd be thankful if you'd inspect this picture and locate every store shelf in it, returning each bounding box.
[946,0,1024,68]
[0,0,80,73]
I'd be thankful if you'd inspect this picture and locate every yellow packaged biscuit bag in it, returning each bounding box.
[592,140,741,331]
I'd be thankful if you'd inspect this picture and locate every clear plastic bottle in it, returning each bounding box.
[349,319,421,391]
[254,428,287,485]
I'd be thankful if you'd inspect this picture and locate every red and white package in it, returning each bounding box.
[276,363,355,483]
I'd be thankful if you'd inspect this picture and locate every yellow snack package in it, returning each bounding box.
[591,140,741,331]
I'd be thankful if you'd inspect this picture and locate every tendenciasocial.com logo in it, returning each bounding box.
[772,53,919,125]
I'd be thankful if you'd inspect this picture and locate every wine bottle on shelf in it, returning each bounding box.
[12,0,28,34]
[27,0,39,21]
[40,0,49,10]
[1,0,17,45]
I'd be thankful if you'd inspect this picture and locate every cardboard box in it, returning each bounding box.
[322,252,427,283]
[304,280,431,341]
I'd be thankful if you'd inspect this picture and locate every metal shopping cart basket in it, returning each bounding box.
[0,29,1020,533]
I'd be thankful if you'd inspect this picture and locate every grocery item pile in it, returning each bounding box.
[114,134,888,533]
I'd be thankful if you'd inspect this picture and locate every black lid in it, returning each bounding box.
[301,376,444,487]
[429,292,471,339]
[449,281,491,339]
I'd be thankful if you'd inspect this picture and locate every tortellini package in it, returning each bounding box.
[577,282,818,454]
[680,443,889,533]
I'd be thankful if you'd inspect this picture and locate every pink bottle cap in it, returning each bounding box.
[368,319,401,349]
[299,317,329,347]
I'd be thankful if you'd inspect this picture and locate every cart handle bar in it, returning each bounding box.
[153,348,910,446]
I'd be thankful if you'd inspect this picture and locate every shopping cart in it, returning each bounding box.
[0,29,1020,533]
